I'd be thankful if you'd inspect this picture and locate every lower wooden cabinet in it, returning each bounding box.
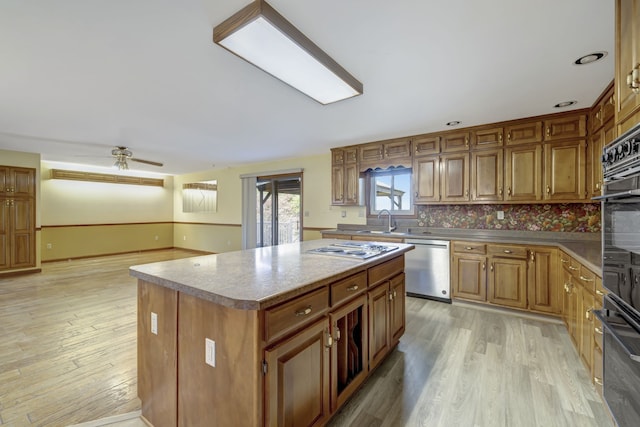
[0,197,35,271]
[389,274,406,345]
[452,254,487,301]
[488,256,527,309]
[527,248,560,314]
[265,317,331,427]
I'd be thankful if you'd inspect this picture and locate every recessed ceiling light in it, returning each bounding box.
[574,52,607,65]
[446,121,461,126]
[554,100,577,108]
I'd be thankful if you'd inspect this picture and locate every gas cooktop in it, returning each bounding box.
[307,242,399,259]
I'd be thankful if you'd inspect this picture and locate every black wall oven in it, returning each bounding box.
[595,122,640,427]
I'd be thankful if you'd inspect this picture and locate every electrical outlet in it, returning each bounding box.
[341,210,347,218]
[183,235,187,241]
[155,235,159,241]
[151,312,158,335]
[46,243,52,249]
[205,338,216,367]
[497,210,504,220]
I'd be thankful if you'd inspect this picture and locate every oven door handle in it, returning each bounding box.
[593,309,640,362]
[592,189,640,200]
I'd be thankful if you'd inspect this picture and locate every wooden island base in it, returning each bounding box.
[134,248,408,427]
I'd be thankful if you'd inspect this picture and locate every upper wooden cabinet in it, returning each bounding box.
[505,121,543,145]
[473,127,504,150]
[331,148,359,206]
[543,140,586,201]
[505,144,543,201]
[471,149,503,201]
[359,138,412,170]
[0,167,35,198]
[543,114,587,142]
[440,132,471,153]
[440,153,470,202]
[590,83,615,133]
[412,135,440,156]
[413,155,440,203]
[615,0,640,126]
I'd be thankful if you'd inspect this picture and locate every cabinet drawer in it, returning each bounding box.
[453,242,486,255]
[265,287,329,344]
[331,272,367,307]
[488,244,527,259]
[578,266,596,293]
[368,256,404,287]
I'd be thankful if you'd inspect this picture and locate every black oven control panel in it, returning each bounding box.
[603,122,640,180]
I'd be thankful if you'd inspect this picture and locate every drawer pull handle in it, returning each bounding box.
[594,377,603,386]
[346,284,359,292]
[560,258,569,264]
[465,246,473,250]
[295,306,312,317]
[579,275,594,282]
[596,289,605,296]
[503,250,512,254]
[595,326,603,335]
[389,291,394,301]
[568,266,578,271]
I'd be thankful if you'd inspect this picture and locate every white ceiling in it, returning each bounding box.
[0,0,614,175]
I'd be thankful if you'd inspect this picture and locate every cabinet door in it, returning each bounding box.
[580,290,595,370]
[588,128,605,197]
[0,200,9,270]
[440,153,469,202]
[10,198,35,268]
[562,270,576,336]
[413,155,440,203]
[441,132,470,152]
[330,295,368,411]
[452,255,487,301]
[368,282,389,370]
[413,135,440,156]
[473,127,504,150]
[615,0,640,122]
[505,144,542,201]
[543,140,586,200]
[344,163,359,205]
[11,168,36,197]
[527,248,559,314]
[389,273,405,345]
[543,115,587,141]
[488,257,527,309]
[383,139,412,162]
[471,149,503,201]
[265,317,331,427]
[505,121,543,145]
[331,166,345,205]
[0,167,9,197]
[359,143,384,164]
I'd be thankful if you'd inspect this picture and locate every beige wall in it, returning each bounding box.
[173,153,364,251]
[1,149,42,268]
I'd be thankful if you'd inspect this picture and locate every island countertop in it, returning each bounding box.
[130,239,414,310]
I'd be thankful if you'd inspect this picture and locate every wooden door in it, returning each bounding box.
[441,132,470,152]
[368,282,389,370]
[488,257,527,309]
[413,155,440,203]
[527,248,559,314]
[471,149,503,201]
[0,199,9,270]
[543,115,586,141]
[452,255,487,301]
[389,273,405,345]
[505,144,542,201]
[473,127,503,150]
[616,0,640,122]
[10,198,35,268]
[330,295,368,411]
[331,166,345,205]
[580,290,595,370]
[505,121,543,145]
[265,316,331,427]
[544,140,586,201]
[440,153,469,202]
[11,168,36,197]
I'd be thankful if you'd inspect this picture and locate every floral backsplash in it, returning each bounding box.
[416,204,601,232]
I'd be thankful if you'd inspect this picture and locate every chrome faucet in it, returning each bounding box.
[377,209,396,232]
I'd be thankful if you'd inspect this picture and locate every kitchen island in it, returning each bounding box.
[130,239,414,427]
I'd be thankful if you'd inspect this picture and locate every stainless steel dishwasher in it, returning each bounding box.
[404,239,450,302]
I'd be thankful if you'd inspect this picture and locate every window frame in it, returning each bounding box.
[365,168,416,218]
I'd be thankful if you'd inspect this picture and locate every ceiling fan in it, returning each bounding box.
[111,146,163,170]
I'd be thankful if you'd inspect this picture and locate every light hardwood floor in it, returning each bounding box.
[1,250,614,426]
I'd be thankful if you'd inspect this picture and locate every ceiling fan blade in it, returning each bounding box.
[130,157,163,167]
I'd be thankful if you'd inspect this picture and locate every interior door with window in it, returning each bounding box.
[256,174,302,247]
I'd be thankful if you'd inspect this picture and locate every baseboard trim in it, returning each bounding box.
[41,247,193,263]
[0,268,41,277]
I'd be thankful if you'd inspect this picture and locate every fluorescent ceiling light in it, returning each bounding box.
[213,0,363,105]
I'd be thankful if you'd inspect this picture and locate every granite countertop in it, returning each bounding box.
[130,239,414,311]
[322,227,602,274]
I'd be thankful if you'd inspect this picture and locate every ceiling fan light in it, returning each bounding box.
[114,158,128,170]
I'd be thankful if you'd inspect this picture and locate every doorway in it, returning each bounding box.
[256,173,302,247]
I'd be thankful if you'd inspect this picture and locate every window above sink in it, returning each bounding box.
[366,168,415,217]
